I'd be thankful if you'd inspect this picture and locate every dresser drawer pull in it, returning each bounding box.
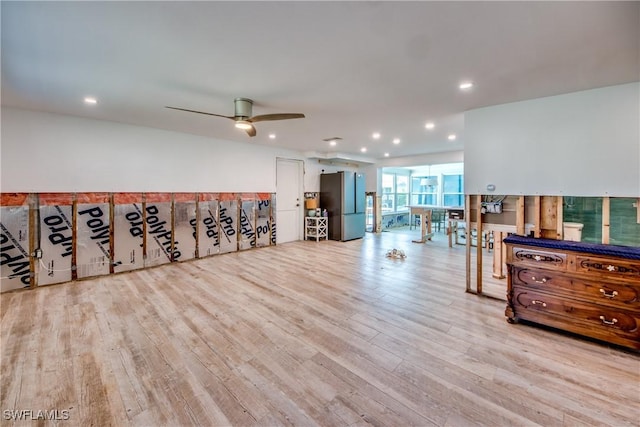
[531,276,548,284]
[599,315,618,326]
[531,300,547,307]
[599,289,618,299]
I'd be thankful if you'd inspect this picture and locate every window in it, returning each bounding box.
[396,175,409,211]
[382,173,395,212]
[443,174,464,206]
[382,172,410,213]
[410,176,438,205]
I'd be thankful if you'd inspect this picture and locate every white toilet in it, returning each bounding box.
[563,222,584,242]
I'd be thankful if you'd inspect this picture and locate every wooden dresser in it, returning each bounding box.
[504,235,640,350]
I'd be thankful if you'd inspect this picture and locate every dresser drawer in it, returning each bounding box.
[511,267,640,310]
[510,246,567,270]
[512,287,640,348]
[575,255,640,279]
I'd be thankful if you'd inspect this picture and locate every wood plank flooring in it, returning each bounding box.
[1,229,639,426]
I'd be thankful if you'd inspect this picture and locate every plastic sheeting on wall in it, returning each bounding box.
[1,191,277,293]
[256,193,272,248]
[144,193,174,267]
[76,193,111,279]
[38,193,73,286]
[113,193,144,273]
[239,196,256,251]
[218,194,238,254]
[197,193,220,258]
[173,193,197,261]
[0,193,31,292]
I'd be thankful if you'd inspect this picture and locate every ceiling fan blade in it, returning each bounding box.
[245,124,257,137]
[249,113,305,123]
[165,106,234,119]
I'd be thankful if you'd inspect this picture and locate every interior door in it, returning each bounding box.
[276,158,303,243]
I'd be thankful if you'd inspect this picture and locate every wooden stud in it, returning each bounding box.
[476,195,483,295]
[71,193,78,281]
[540,196,558,239]
[465,195,471,293]
[492,231,505,279]
[533,196,541,238]
[194,194,200,258]
[142,193,147,262]
[237,195,241,252]
[376,195,382,233]
[602,196,610,244]
[28,193,38,288]
[556,196,563,240]
[516,195,525,236]
[637,198,640,224]
[170,193,176,261]
[109,193,115,274]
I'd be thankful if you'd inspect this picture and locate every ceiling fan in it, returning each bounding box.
[166,98,305,137]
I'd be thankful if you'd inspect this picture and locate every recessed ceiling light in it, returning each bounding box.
[268,133,276,139]
[448,134,457,141]
[392,138,400,145]
[384,153,390,157]
[425,122,435,130]
[329,140,337,146]
[372,132,381,139]
[459,82,474,90]
[360,147,367,153]
[84,97,97,105]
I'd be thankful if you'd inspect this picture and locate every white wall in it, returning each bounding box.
[1,108,307,193]
[464,82,640,196]
[376,151,464,169]
[303,159,361,193]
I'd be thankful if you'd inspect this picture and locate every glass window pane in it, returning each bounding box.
[396,175,409,193]
[382,174,394,193]
[444,194,463,206]
[381,194,395,212]
[563,197,602,244]
[443,175,463,193]
[396,194,408,211]
[610,197,640,247]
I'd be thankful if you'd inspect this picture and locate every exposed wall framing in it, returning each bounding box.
[0,192,276,293]
[464,194,634,298]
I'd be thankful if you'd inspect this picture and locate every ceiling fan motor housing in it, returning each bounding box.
[234,97,253,119]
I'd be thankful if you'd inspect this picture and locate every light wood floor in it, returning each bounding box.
[1,230,638,426]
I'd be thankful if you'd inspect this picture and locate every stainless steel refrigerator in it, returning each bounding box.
[320,171,366,241]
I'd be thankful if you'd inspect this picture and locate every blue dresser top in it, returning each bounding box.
[503,235,640,260]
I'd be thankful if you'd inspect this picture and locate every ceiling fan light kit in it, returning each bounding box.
[234,120,253,130]
[166,97,304,137]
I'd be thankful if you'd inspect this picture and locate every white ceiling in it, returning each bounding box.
[2,1,638,161]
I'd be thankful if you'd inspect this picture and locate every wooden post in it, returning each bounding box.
[465,195,471,293]
[71,193,78,281]
[29,193,38,288]
[516,195,525,236]
[476,195,483,295]
[602,196,610,244]
[109,193,115,274]
[492,230,505,279]
[194,193,200,258]
[533,196,541,237]
[375,195,382,233]
[556,196,563,240]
